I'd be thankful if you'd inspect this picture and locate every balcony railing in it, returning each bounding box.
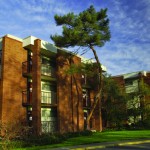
[41,121,58,133]
[22,90,32,106]
[41,91,57,105]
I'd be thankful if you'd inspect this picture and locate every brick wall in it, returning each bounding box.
[112,76,125,92]
[56,50,84,133]
[0,36,27,125]
[32,39,41,135]
[71,55,84,132]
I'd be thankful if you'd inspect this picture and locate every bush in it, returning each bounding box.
[0,121,93,149]
[3,140,27,149]
[143,119,150,129]
[23,130,92,148]
[23,133,63,146]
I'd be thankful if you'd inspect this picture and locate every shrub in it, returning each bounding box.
[24,130,93,147]
[0,121,93,149]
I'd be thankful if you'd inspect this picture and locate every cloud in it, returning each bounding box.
[93,42,150,75]
[108,0,150,45]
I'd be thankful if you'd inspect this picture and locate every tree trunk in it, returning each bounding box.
[87,45,103,132]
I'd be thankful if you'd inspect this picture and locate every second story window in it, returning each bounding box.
[83,88,90,107]
[41,81,57,105]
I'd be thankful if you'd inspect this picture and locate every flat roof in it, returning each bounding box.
[0,34,107,71]
[113,71,148,79]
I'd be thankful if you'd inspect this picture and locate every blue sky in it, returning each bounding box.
[0,0,150,75]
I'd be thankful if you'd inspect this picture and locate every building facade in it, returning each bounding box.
[0,34,106,135]
[113,71,150,125]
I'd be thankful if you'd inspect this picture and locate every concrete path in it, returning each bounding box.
[45,139,150,150]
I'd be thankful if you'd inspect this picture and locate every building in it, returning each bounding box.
[0,34,106,135]
[113,71,150,125]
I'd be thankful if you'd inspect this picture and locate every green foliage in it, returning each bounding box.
[102,76,128,128]
[139,79,150,95]
[126,80,150,127]
[66,62,98,77]
[11,130,150,150]
[51,5,110,48]
[22,131,92,147]
[0,130,93,149]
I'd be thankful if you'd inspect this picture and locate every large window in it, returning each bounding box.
[41,81,57,104]
[41,108,57,133]
[41,57,56,77]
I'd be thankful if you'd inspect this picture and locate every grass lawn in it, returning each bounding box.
[5,130,150,150]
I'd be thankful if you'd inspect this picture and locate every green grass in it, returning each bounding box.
[5,130,150,150]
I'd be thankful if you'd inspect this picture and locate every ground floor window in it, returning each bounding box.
[84,109,93,130]
[41,108,57,133]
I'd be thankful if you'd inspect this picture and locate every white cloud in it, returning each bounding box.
[108,0,150,45]
[94,42,150,75]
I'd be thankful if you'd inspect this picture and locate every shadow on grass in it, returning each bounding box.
[14,130,150,150]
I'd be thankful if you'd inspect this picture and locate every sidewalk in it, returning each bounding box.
[47,139,150,150]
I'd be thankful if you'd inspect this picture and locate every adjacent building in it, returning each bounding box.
[113,71,150,125]
[0,34,106,135]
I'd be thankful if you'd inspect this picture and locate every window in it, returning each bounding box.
[83,110,92,129]
[82,89,90,107]
[41,108,57,133]
[41,56,56,77]
[125,80,133,86]
[41,81,57,104]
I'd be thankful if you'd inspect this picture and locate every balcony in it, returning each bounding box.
[22,90,32,106]
[41,91,57,105]
[22,61,32,75]
[41,121,58,133]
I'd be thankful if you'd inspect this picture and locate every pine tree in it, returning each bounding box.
[51,5,111,131]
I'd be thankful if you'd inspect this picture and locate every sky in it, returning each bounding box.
[0,0,150,76]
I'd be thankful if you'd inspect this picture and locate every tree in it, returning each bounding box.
[51,5,111,131]
[102,75,127,129]
[127,79,150,127]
